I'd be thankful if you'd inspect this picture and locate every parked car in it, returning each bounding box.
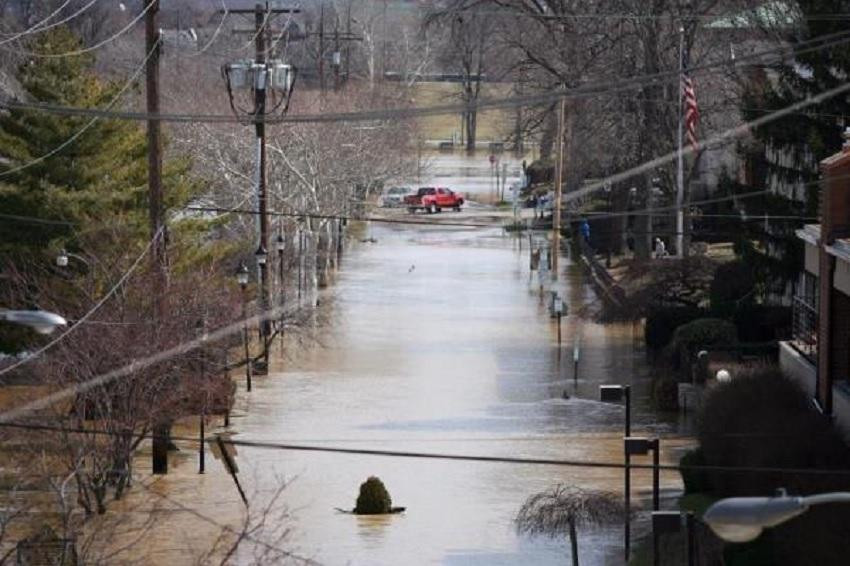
[381,186,413,207]
[404,187,464,214]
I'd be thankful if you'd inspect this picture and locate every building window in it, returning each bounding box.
[792,271,818,363]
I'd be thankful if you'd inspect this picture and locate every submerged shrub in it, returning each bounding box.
[354,476,392,514]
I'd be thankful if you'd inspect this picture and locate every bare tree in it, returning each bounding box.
[516,485,624,566]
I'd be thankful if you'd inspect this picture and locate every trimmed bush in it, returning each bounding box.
[710,260,756,317]
[679,448,711,494]
[669,318,738,371]
[653,377,679,411]
[732,305,792,343]
[697,366,850,496]
[644,306,706,353]
[354,476,392,515]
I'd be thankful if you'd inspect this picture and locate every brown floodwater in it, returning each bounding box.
[113,215,694,566]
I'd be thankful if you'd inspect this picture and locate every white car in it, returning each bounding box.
[381,186,413,207]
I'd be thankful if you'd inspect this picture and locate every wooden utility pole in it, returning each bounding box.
[255,3,271,366]
[146,0,170,477]
[552,96,566,280]
[227,2,300,367]
[318,3,325,92]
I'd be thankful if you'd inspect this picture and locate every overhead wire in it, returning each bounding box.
[0,0,99,45]
[185,190,775,229]
[0,226,163,379]
[3,420,850,479]
[0,34,162,179]
[3,26,850,124]
[0,0,157,58]
[185,0,230,58]
[0,0,77,46]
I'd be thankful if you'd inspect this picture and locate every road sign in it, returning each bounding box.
[489,154,496,164]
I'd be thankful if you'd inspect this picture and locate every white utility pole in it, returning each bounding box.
[676,26,685,258]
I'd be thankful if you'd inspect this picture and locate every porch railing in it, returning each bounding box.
[791,296,818,364]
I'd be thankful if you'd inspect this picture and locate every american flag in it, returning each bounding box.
[683,73,699,149]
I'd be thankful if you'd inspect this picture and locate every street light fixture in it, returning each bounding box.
[236,262,249,288]
[0,309,67,334]
[255,245,268,267]
[276,232,286,334]
[703,489,850,543]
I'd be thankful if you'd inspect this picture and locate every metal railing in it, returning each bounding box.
[792,296,818,364]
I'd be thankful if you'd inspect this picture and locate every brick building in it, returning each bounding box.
[781,130,850,440]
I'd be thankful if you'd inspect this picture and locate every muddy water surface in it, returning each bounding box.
[127,217,693,566]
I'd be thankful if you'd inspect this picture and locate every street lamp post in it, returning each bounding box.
[625,436,662,565]
[236,263,252,393]
[599,384,632,560]
[255,245,268,366]
[652,511,695,566]
[276,232,285,338]
[197,317,208,474]
[703,489,850,543]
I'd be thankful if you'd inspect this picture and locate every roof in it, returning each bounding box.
[827,238,850,263]
[705,1,801,29]
[796,224,850,263]
[796,224,821,246]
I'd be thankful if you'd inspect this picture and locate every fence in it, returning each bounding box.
[791,296,818,364]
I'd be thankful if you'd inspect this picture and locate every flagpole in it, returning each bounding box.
[676,25,685,259]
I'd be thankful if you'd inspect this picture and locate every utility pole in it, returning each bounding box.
[224,2,298,371]
[318,2,325,92]
[333,25,340,91]
[254,3,271,367]
[146,0,170,477]
[552,96,566,280]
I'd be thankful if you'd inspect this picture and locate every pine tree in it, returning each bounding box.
[737,1,850,297]
[743,0,850,213]
[0,27,197,264]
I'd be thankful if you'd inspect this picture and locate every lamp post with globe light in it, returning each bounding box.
[236,262,251,393]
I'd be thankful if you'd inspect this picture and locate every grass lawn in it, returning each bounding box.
[412,81,517,142]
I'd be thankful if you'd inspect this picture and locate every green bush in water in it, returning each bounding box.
[355,476,392,514]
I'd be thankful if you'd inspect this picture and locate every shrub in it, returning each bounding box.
[710,260,756,317]
[697,366,850,496]
[354,476,392,514]
[732,305,792,342]
[526,158,553,185]
[668,318,738,372]
[653,377,679,411]
[645,306,706,352]
[679,448,711,494]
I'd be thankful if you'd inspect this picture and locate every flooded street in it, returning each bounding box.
[134,208,692,565]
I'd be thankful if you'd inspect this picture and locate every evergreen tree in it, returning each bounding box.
[0,27,196,264]
[743,0,850,213]
[737,1,850,297]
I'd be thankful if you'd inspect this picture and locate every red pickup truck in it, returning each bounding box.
[404,187,464,214]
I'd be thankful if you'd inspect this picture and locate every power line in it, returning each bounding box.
[185,190,773,229]
[3,421,850,479]
[0,226,163,379]
[0,35,162,179]
[0,0,156,58]
[3,27,850,124]
[0,0,101,47]
[0,212,75,226]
